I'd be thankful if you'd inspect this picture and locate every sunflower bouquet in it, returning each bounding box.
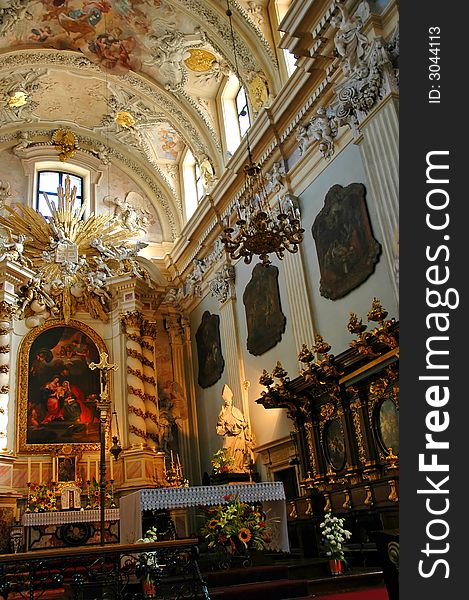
[86,478,114,509]
[28,482,56,512]
[200,494,271,553]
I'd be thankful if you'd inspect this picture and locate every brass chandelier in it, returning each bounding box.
[220,1,304,266]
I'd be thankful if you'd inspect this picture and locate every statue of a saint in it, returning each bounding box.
[216,384,252,472]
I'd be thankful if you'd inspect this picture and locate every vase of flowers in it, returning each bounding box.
[211,449,234,475]
[200,494,272,568]
[137,526,161,599]
[319,512,352,575]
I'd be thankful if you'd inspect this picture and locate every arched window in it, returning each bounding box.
[270,0,297,79]
[182,148,199,221]
[221,74,252,156]
[37,170,83,218]
[235,86,251,137]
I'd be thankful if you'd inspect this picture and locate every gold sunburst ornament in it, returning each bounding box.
[0,176,151,324]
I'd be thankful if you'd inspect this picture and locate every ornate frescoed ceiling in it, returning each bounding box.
[0,0,279,244]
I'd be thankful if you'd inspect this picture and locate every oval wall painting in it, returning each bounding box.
[378,398,399,454]
[325,419,346,470]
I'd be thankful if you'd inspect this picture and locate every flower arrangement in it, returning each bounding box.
[136,526,161,595]
[200,494,271,553]
[319,512,352,561]
[211,449,234,474]
[28,482,56,512]
[86,478,114,508]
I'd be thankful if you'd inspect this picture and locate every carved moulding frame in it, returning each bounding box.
[366,366,399,460]
[16,319,110,454]
[319,402,346,472]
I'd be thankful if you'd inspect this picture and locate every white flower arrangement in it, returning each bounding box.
[319,512,352,561]
[137,526,160,569]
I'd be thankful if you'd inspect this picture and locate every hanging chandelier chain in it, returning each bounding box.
[220,0,305,266]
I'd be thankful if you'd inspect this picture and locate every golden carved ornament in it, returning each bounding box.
[184,49,217,72]
[364,485,374,506]
[385,447,399,470]
[52,129,78,162]
[388,479,399,502]
[115,111,136,129]
[320,403,336,420]
[8,91,28,108]
[342,490,351,510]
[248,75,269,112]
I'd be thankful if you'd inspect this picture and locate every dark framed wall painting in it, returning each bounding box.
[312,183,381,300]
[243,264,286,356]
[195,311,225,388]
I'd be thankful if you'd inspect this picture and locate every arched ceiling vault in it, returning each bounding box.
[0,0,279,243]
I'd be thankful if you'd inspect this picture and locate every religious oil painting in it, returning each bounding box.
[376,398,399,454]
[195,311,225,389]
[243,264,286,356]
[324,419,346,471]
[57,456,77,483]
[312,183,381,300]
[18,321,107,453]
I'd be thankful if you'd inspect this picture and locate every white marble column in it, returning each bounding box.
[358,95,399,303]
[0,302,15,452]
[120,310,147,447]
[141,321,159,450]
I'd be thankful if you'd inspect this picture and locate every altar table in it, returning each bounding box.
[120,482,289,552]
[21,509,120,550]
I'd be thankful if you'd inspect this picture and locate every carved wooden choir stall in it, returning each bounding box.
[257,299,399,564]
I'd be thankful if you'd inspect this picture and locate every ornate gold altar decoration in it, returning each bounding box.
[184,49,217,72]
[220,1,304,265]
[348,298,398,356]
[0,176,151,323]
[52,129,78,162]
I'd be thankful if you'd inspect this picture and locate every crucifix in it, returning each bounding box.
[88,352,118,545]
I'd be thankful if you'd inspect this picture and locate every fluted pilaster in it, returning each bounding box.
[282,250,317,367]
[358,96,399,303]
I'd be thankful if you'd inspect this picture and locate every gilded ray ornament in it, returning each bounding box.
[0,176,151,325]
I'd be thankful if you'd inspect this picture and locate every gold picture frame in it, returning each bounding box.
[17,319,109,454]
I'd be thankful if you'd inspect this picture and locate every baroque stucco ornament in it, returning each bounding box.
[0,176,153,326]
[297,3,398,159]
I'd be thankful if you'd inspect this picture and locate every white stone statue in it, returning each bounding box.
[330,1,369,75]
[216,384,253,472]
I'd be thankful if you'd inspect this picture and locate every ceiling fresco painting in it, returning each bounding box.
[0,0,278,244]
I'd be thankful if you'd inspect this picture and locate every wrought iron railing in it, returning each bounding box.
[0,538,210,600]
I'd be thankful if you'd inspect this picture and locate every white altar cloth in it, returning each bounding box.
[22,508,120,527]
[120,482,289,552]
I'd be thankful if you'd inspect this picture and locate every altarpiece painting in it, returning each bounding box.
[312,183,381,300]
[195,311,225,388]
[17,320,107,453]
[243,264,286,356]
